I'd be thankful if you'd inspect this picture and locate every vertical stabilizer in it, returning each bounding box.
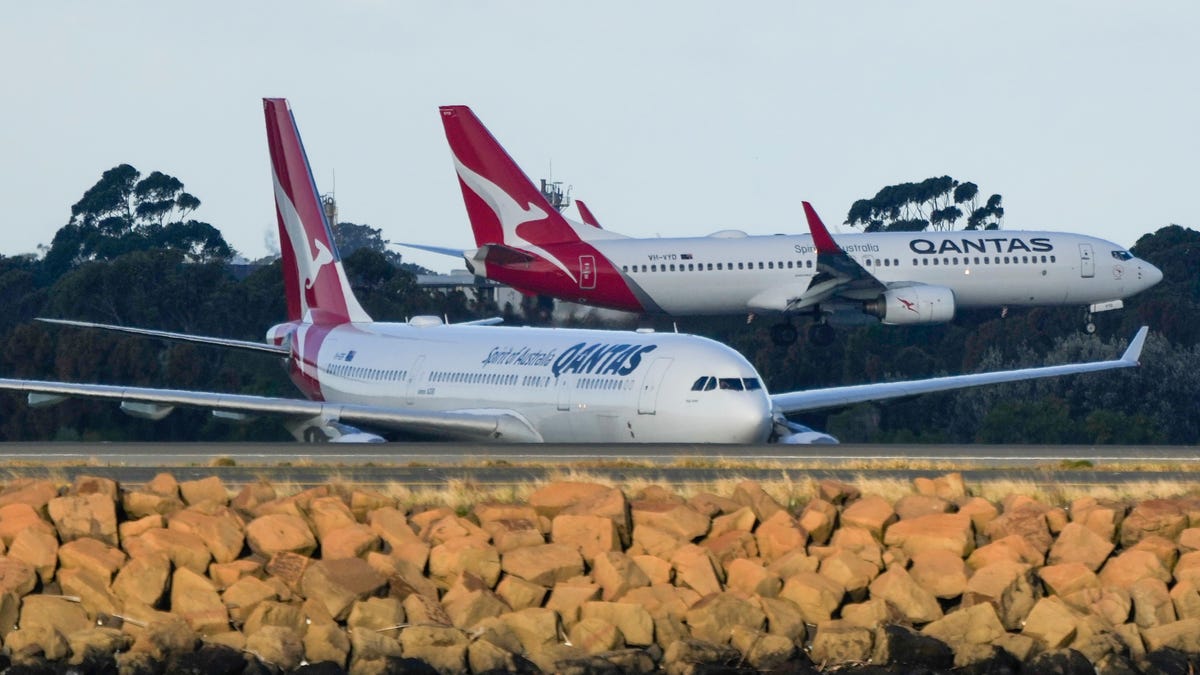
[263,98,371,325]
[440,106,583,256]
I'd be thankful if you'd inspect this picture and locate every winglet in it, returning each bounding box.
[576,200,603,229]
[1121,326,1149,364]
[802,201,841,254]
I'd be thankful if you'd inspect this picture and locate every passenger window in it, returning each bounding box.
[716,263,723,270]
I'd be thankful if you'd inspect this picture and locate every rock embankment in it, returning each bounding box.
[0,472,1198,673]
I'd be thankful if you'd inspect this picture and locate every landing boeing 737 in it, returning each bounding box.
[415,106,1161,346]
[0,99,1148,443]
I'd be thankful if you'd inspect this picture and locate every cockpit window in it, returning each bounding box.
[693,376,760,392]
[1112,251,1134,261]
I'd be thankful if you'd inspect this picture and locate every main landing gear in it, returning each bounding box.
[770,323,798,347]
[768,320,834,347]
[808,321,835,347]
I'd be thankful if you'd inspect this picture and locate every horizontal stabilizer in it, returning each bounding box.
[393,242,469,259]
[38,318,289,356]
[474,243,540,266]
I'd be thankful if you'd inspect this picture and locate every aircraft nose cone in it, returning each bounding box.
[1143,262,1163,288]
[723,395,774,443]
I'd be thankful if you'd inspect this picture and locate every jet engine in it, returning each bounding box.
[864,285,956,325]
[289,419,387,443]
[771,415,838,444]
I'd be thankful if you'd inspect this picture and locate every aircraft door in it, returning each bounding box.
[405,356,425,404]
[556,376,572,411]
[1079,244,1095,278]
[637,358,674,415]
[579,255,596,290]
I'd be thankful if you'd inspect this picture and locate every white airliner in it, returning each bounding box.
[0,99,1149,444]
[412,106,1162,346]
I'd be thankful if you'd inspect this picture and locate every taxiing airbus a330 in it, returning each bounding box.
[0,99,1148,444]
[406,106,1161,346]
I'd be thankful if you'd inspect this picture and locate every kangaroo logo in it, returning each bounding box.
[898,297,918,313]
[305,238,334,289]
[453,156,578,283]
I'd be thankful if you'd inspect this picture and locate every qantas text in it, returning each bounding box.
[909,237,1053,255]
[552,343,658,378]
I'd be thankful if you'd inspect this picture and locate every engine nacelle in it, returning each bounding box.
[864,285,956,325]
[288,419,387,443]
[771,417,839,444]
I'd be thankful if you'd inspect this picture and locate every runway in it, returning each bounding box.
[0,443,1196,489]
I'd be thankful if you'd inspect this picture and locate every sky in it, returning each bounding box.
[3,2,1197,273]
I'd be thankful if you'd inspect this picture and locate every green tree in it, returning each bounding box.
[845,177,1003,232]
[42,165,232,279]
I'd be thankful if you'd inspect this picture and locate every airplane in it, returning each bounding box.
[414,105,1163,346]
[0,99,1150,444]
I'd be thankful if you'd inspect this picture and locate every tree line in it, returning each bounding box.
[0,166,1195,444]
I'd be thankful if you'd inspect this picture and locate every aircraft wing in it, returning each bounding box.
[0,378,544,443]
[771,326,1147,414]
[38,318,290,356]
[787,202,886,310]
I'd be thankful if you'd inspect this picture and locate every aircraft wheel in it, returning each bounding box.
[770,323,798,346]
[808,322,835,346]
[1085,322,1097,334]
[303,427,330,443]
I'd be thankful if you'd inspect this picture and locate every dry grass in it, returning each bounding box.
[364,472,1200,511]
[3,459,1199,512]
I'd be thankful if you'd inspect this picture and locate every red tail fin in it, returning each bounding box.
[440,106,585,260]
[263,98,371,324]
